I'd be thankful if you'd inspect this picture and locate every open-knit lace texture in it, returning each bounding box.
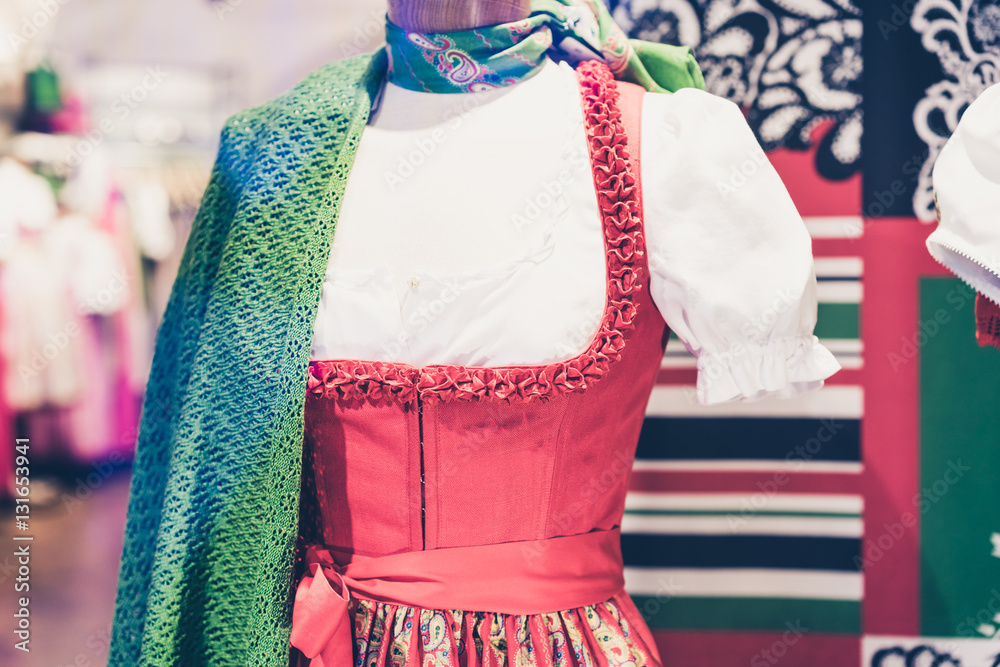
[108,53,386,666]
[307,59,645,407]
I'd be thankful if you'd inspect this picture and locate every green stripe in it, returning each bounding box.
[815,303,860,340]
[668,302,859,342]
[624,509,861,518]
[630,596,860,634]
[919,278,1000,636]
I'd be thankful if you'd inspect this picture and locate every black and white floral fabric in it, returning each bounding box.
[608,0,862,180]
[910,0,1000,222]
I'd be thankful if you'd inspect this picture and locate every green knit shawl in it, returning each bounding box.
[109,44,703,667]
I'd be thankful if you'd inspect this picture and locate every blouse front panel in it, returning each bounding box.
[310,57,840,406]
[312,57,608,370]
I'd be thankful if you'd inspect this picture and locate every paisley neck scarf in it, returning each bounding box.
[384,0,704,94]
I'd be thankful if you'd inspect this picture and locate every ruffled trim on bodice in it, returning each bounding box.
[307,60,644,406]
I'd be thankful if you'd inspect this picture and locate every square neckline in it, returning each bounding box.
[307,60,645,406]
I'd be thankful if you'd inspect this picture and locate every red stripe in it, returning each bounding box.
[655,369,863,386]
[861,218,947,634]
[651,630,860,667]
[812,238,868,257]
[629,470,861,495]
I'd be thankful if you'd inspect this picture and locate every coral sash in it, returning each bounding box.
[290,527,626,665]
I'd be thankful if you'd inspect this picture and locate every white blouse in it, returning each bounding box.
[309,56,841,406]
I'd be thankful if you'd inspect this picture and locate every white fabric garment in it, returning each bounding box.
[927,82,1000,305]
[309,57,841,405]
[0,157,57,255]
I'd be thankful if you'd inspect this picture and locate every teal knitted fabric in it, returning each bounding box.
[108,51,387,666]
[109,44,704,666]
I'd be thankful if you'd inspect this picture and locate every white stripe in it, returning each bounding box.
[621,513,863,537]
[662,339,862,369]
[646,385,864,418]
[625,492,863,514]
[804,216,864,239]
[661,352,862,370]
[624,567,863,601]
[659,354,696,368]
[631,460,863,474]
[817,280,863,303]
[813,257,863,278]
[832,355,863,369]
[820,339,863,354]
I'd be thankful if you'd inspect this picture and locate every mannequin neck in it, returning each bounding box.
[387,0,531,32]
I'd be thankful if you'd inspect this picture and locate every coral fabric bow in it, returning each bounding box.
[289,545,354,666]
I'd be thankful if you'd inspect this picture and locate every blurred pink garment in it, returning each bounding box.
[58,192,144,463]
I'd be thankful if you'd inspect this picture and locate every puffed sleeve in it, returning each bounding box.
[640,87,841,406]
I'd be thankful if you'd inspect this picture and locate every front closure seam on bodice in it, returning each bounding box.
[306,60,646,407]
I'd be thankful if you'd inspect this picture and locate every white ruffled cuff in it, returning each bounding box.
[695,335,842,406]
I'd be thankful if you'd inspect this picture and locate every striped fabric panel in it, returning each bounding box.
[623,492,862,537]
[919,278,1000,637]
[633,596,861,634]
[627,220,865,635]
[653,632,860,667]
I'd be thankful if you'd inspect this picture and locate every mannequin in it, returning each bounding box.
[108,3,840,665]
[387,0,529,32]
